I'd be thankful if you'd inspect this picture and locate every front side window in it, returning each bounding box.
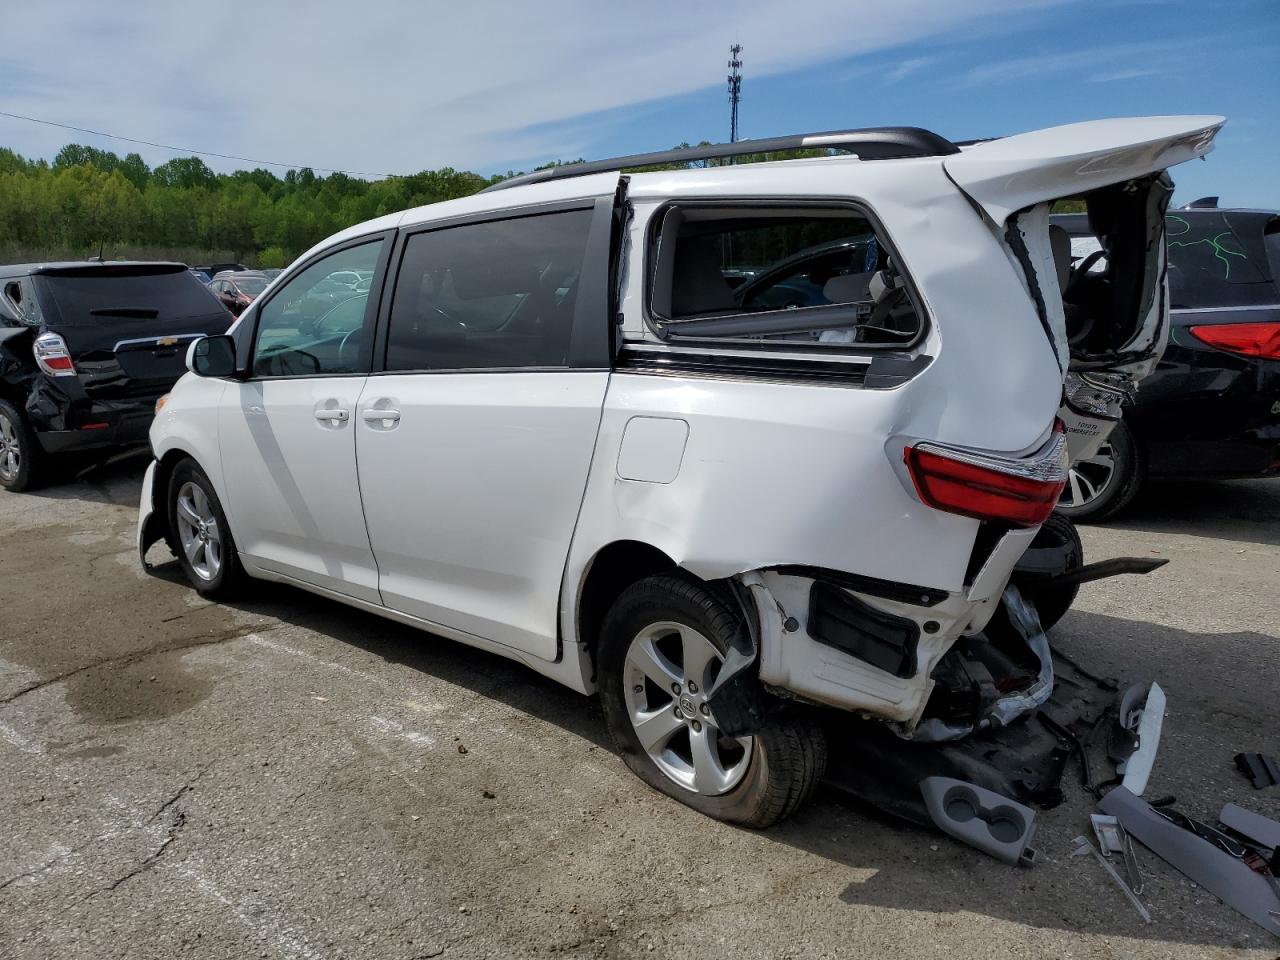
[251,239,382,377]
[385,209,593,371]
[649,206,920,347]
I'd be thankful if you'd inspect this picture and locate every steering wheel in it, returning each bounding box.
[1065,250,1107,297]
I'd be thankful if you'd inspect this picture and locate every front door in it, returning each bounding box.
[357,202,614,659]
[217,237,387,602]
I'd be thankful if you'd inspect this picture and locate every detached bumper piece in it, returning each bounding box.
[1100,786,1280,937]
[1235,752,1280,790]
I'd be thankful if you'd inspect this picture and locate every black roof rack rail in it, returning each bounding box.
[482,126,959,193]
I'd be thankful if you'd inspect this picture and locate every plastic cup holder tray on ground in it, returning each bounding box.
[921,777,1039,866]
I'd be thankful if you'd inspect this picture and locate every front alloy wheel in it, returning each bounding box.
[623,620,752,795]
[174,481,223,581]
[166,458,246,598]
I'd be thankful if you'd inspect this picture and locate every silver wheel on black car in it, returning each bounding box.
[0,400,41,493]
[0,411,20,484]
[598,574,826,828]
[1056,421,1145,523]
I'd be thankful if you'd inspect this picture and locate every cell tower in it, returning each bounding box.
[727,44,743,144]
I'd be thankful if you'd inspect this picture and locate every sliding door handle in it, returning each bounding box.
[314,408,350,422]
[361,408,400,423]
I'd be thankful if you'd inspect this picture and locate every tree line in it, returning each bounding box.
[0,141,853,267]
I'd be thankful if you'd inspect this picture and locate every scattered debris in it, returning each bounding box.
[1071,835,1151,923]
[1090,814,1143,894]
[1220,803,1280,850]
[919,777,1038,866]
[1099,786,1280,937]
[457,744,468,755]
[1235,752,1280,790]
[1118,682,1165,796]
[481,790,495,800]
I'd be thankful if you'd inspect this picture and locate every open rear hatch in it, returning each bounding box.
[34,264,232,399]
[944,116,1225,455]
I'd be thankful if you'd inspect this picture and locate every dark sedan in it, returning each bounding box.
[1054,204,1280,520]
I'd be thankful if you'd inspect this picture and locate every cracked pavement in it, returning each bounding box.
[2,451,1278,959]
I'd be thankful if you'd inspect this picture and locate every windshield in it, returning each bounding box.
[36,269,223,325]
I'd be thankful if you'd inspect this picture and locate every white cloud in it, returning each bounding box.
[883,56,934,84]
[960,39,1186,87]
[0,0,1065,177]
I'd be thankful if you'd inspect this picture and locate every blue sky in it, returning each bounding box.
[2,0,1276,207]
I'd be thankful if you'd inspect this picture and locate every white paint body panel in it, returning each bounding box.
[217,377,380,603]
[616,416,689,483]
[354,372,609,661]
[943,116,1224,225]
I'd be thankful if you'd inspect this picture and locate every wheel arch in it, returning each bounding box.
[573,539,678,670]
[148,446,217,552]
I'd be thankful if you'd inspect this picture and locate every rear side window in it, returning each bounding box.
[36,269,221,326]
[385,209,593,371]
[648,205,921,347]
[1167,213,1275,309]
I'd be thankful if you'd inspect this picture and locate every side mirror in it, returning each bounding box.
[187,335,237,378]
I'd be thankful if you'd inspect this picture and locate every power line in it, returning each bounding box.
[0,108,400,179]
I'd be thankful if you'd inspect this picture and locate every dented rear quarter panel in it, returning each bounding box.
[561,157,1068,653]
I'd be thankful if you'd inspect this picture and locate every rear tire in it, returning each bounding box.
[167,458,247,599]
[598,574,826,828]
[1056,420,1144,523]
[0,399,44,493]
[1015,512,1083,632]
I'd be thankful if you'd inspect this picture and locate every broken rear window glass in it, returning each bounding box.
[649,206,921,347]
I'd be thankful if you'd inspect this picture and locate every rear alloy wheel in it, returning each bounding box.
[167,459,246,598]
[1056,421,1144,523]
[0,400,43,493]
[623,620,753,795]
[599,574,826,828]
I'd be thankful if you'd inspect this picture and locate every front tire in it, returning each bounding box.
[598,574,826,828]
[167,458,246,599]
[0,399,44,493]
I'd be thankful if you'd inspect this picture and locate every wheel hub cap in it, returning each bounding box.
[623,620,753,796]
[0,413,19,482]
[1060,441,1116,508]
[175,481,222,581]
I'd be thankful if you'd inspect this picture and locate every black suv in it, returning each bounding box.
[0,262,233,491]
[1053,204,1280,520]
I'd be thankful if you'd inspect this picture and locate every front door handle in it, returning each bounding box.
[361,408,400,423]
[314,409,350,422]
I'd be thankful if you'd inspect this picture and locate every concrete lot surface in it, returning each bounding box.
[2,452,1278,959]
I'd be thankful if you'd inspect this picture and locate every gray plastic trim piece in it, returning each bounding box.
[920,777,1038,866]
[1099,786,1280,937]
[1220,803,1280,851]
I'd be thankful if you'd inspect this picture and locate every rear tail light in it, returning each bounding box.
[1188,322,1280,360]
[33,332,77,376]
[904,424,1068,527]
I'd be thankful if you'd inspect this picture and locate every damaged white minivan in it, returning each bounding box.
[140,116,1222,829]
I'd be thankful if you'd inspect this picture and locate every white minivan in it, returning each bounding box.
[140,117,1222,827]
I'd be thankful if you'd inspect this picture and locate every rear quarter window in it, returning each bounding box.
[36,268,223,326]
[1167,213,1277,309]
[647,204,921,348]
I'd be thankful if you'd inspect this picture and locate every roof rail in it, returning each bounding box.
[481,126,959,193]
